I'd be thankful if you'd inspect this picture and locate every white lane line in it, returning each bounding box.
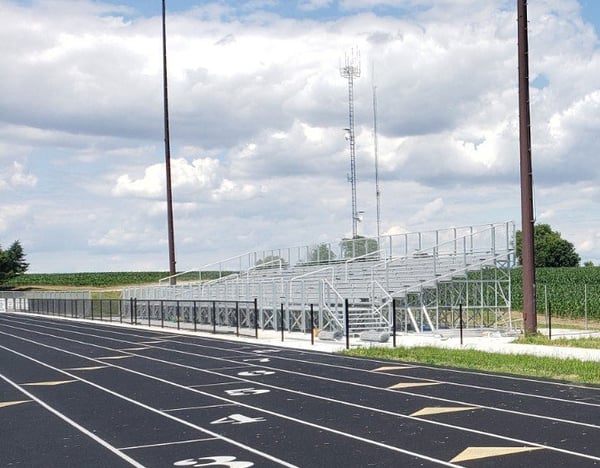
[164,403,238,413]
[0,372,145,468]
[15,313,599,401]
[0,335,461,467]
[4,320,600,431]
[119,437,218,451]
[188,381,240,388]
[0,344,299,468]
[4,332,600,465]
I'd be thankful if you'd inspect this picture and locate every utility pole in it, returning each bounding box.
[518,0,536,334]
[162,0,176,285]
[340,49,361,238]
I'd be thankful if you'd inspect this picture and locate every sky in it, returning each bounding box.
[1,0,600,273]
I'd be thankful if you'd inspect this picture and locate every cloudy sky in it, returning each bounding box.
[1,0,600,273]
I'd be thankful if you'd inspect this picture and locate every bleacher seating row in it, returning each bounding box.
[122,222,515,335]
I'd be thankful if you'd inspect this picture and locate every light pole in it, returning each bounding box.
[518,0,536,334]
[162,0,176,284]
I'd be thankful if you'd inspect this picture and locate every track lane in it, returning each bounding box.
[2,313,600,467]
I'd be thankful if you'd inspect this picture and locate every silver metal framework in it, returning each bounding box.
[123,222,516,336]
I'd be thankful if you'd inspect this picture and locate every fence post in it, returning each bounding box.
[280,303,285,342]
[344,298,350,350]
[585,283,589,330]
[235,301,239,337]
[392,298,397,348]
[193,301,198,333]
[176,301,181,330]
[310,304,314,346]
[544,285,549,326]
[459,303,464,346]
[161,300,164,328]
[548,301,552,341]
[212,301,216,334]
[254,298,258,339]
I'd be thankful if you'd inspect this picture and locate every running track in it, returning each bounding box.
[1,312,599,467]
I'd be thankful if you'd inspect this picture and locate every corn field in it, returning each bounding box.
[511,267,600,319]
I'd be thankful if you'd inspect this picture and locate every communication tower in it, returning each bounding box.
[340,49,361,238]
[372,66,381,242]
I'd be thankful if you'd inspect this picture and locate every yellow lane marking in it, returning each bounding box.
[410,406,480,417]
[97,355,131,360]
[64,366,108,371]
[372,366,413,372]
[388,382,441,390]
[23,380,77,386]
[450,446,544,463]
[0,400,31,409]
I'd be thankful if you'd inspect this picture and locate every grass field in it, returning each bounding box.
[342,345,600,385]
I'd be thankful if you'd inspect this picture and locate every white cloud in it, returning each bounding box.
[0,204,30,234]
[2,0,600,271]
[0,161,37,190]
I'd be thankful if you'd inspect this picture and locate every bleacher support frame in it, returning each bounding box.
[122,221,516,337]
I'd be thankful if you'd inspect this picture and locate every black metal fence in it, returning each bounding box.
[24,297,259,338]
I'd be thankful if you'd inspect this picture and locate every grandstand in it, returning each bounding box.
[122,221,516,336]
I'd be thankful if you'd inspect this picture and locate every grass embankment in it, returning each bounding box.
[342,346,600,385]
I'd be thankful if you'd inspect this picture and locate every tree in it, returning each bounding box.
[340,236,379,259]
[0,240,29,284]
[516,224,580,267]
[308,243,336,264]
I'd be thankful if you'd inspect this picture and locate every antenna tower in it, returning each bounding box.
[340,49,361,238]
[372,66,381,242]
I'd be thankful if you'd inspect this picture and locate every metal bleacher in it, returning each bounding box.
[122,221,516,336]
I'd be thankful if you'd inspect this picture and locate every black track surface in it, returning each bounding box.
[1,313,599,467]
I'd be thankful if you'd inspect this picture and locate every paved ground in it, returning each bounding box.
[1,312,600,467]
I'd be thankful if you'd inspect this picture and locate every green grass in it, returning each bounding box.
[342,346,600,385]
[2,271,229,289]
[514,334,600,349]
